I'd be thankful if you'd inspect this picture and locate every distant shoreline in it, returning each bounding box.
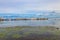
[0,18,48,21]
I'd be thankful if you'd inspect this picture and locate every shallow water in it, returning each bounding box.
[0,18,60,27]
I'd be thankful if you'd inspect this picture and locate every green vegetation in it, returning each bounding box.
[12,34,22,38]
[0,33,6,38]
[0,26,60,39]
[23,32,32,36]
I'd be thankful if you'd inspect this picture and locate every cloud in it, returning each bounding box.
[0,0,60,13]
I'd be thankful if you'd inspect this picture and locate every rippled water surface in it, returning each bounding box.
[0,18,60,27]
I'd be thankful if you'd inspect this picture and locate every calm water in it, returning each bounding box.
[0,18,60,27]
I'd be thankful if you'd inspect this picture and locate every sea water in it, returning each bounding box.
[0,18,60,27]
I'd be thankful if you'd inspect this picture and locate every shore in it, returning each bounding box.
[0,26,60,40]
[0,18,48,21]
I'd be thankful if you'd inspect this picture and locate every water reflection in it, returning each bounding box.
[0,18,60,27]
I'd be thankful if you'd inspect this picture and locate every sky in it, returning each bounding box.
[0,0,60,13]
